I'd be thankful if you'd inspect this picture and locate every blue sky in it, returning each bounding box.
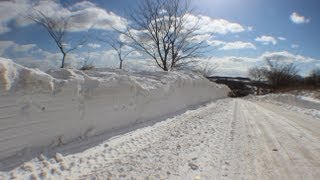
[193,0,320,58]
[0,0,319,76]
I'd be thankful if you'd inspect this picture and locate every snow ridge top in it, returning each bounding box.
[0,58,54,94]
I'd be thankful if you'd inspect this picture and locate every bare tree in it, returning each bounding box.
[248,67,267,82]
[120,0,208,71]
[111,40,133,70]
[79,50,95,71]
[185,61,218,77]
[98,34,133,70]
[248,67,268,94]
[202,62,218,77]
[306,68,320,87]
[28,9,85,68]
[264,59,299,89]
[309,69,320,78]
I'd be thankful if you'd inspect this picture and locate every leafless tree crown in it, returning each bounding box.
[248,67,267,82]
[98,33,133,70]
[28,8,85,68]
[122,0,207,71]
[250,59,300,90]
[265,59,299,85]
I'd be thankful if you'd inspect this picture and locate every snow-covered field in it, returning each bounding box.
[0,58,229,170]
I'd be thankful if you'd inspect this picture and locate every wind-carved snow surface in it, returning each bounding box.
[0,58,229,168]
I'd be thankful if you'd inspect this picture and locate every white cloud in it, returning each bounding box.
[260,51,319,76]
[87,43,101,49]
[185,14,246,35]
[122,51,319,76]
[208,56,259,77]
[207,40,225,47]
[67,2,128,31]
[278,37,286,41]
[205,51,319,77]
[219,41,256,50]
[0,0,32,34]
[11,44,37,53]
[0,40,83,70]
[0,0,128,34]
[0,40,15,55]
[291,44,299,49]
[255,35,277,45]
[2,39,319,77]
[0,40,144,71]
[0,21,10,34]
[290,12,310,24]
[261,51,312,63]
[188,34,213,43]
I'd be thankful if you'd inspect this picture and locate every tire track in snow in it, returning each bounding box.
[237,99,320,180]
[239,100,294,179]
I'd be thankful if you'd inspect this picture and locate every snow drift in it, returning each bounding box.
[248,93,320,119]
[256,94,320,111]
[0,58,229,163]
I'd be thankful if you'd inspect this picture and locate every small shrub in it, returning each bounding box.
[79,64,95,71]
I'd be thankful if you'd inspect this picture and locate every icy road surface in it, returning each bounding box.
[1,98,320,179]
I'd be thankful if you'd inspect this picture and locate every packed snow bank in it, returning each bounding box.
[255,94,320,111]
[0,58,229,165]
[283,90,320,100]
[247,93,320,119]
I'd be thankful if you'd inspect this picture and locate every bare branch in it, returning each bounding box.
[28,7,85,68]
[118,0,207,71]
[97,32,134,69]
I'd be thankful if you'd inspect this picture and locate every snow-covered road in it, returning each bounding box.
[1,98,320,179]
[235,99,320,180]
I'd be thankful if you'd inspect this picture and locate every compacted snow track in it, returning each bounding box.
[235,99,320,180]
[1,98,320,179]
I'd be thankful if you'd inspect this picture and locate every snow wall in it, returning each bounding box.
[0,58,229,161]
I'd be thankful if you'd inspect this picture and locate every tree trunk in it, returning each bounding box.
[119,60,123,69]
[163,62,168,71]
[61,53,66,68]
